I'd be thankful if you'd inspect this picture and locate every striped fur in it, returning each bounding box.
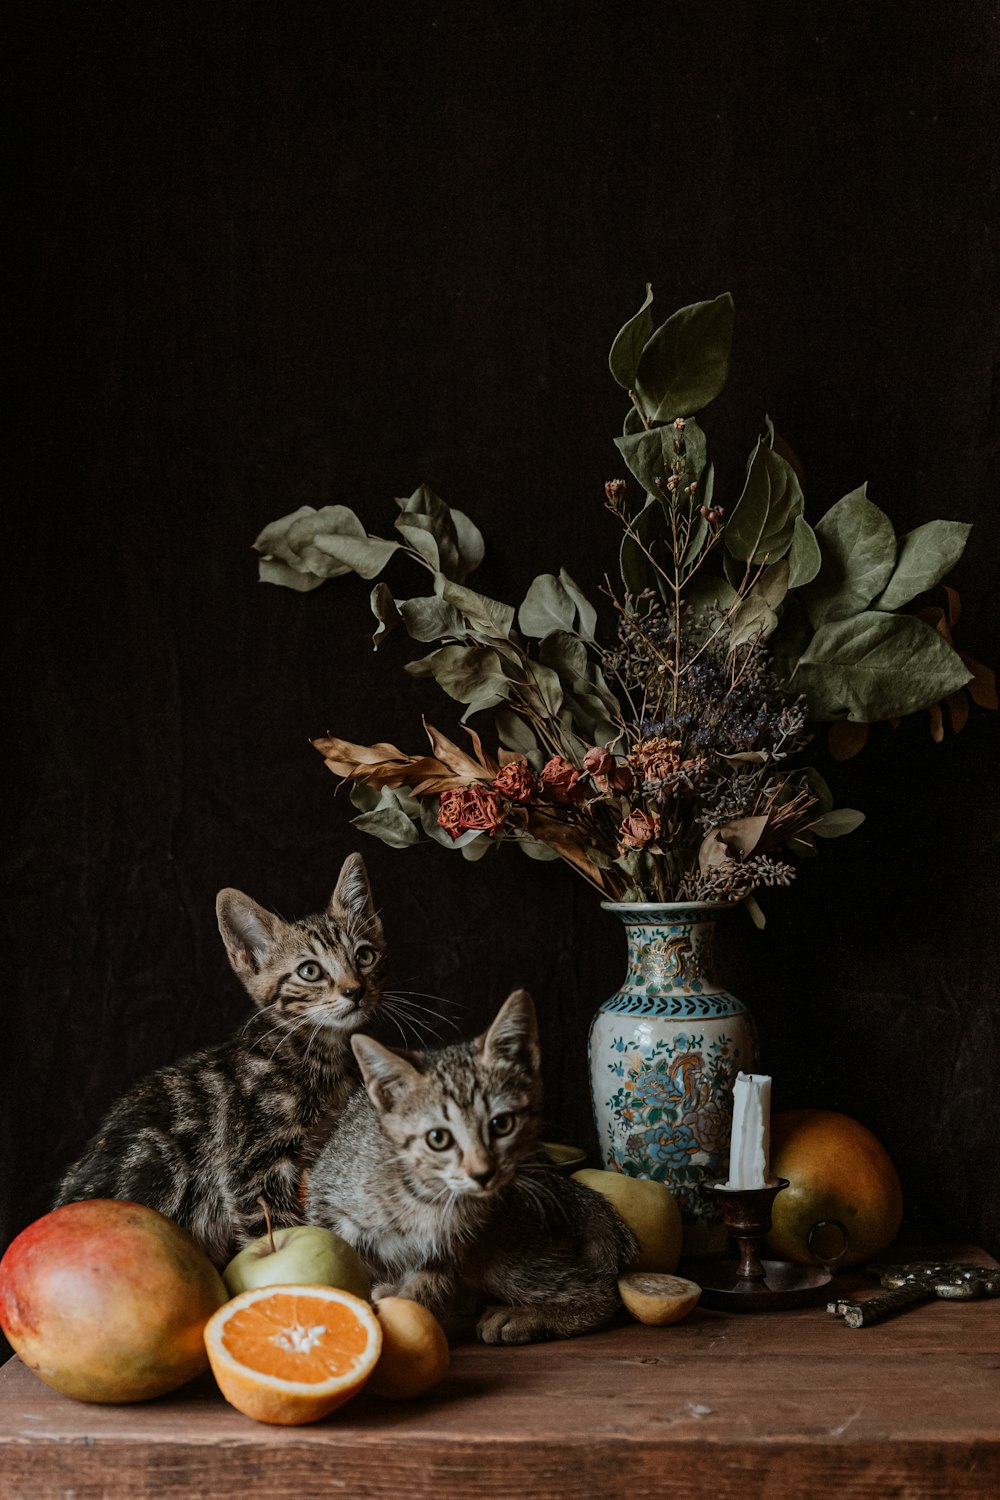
[53,853,386,1265]
[306,990,638,1343]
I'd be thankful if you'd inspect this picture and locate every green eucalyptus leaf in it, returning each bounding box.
[539,629,589,682]
[517,837,560,861]
[440,579,515,638]
[257,557,327,591]
[874,520,972,611]
[450,507,486,582]
[522,661,564,717]
[622,407,646,438]
[811,808,866,838]
[614,418,707,503]
[348,782,382,814]
[681,513,710,578]
[619,498,665,604]
[398,596,465,641]
[633,293,735,422]
[393,486,461,579]
[460,688,510,723]
[559,568,598,641]
[370,582,401,648]
[724,441,803,564]
[787,515,823,588]
[609,282,655,390]
[405,644,509,704]
[253,504,324,563]
[495,708,538,754]
[683,573,737,618]
[351,801,420,849]
[800,485,896,626]
[794,610,973,722]
[518,574,577,637]
[303,531,400,580]
[395,515,441,571]
[460,834,494,862]
[563,690,618,746]
[728,597,779,647]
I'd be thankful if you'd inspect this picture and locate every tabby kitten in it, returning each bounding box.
[305,989,637,1344]
[54,852,386,1266]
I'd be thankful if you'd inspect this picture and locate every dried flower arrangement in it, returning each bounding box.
[253,291,994,922]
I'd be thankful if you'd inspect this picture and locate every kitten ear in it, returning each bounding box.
[352,1034,423,1113]
[479,989,540,1074]
[331,853,383,941]
[216,889,285,976]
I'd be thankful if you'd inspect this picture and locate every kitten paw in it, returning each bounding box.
[477,1305,553,1345]
[372,1281,401,1301]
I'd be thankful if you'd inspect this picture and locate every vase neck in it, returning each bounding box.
[614,909,719,993]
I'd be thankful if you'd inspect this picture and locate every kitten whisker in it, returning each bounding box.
[379,998,447,1047]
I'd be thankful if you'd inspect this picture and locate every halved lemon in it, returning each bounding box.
[618,1271,702,1326]
[204,1284,382,1425]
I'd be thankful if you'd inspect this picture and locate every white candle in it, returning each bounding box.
[726,1072,772,1188]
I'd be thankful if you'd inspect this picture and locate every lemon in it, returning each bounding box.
[368,1296,450,1400]
[572,1169,682,1273]
[618,1272,701,1326]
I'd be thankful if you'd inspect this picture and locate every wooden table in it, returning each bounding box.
[2,1250,998,1499]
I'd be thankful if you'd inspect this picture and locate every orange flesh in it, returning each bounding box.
[221,1292,370,1384]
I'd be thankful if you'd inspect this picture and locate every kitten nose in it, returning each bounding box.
[470,1166,494,1187]
[340,983,364,1002]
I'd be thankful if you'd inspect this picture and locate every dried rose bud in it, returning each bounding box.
[605,479,628,505]
[539,755,583,804]
[437,783,506,839]
[582,746,614,778]
[617,807,661,854]
[493,759,535,805]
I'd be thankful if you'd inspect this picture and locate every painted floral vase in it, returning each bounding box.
[588,902,757,1257]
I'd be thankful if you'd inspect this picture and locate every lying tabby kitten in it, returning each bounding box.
[54,853,386,1265]
[306,988,637,1343]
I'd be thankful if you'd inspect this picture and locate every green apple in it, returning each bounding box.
[572,1168,682,1274]
[222,1224,372,1301]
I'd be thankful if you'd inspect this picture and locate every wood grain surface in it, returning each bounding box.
[2,1251,998,1499]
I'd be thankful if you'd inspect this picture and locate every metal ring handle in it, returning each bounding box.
[807,1218,850,1270]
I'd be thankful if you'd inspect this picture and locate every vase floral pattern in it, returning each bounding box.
[589,902,757,1257]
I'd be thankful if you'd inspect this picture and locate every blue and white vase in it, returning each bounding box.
[588,902,757,1258]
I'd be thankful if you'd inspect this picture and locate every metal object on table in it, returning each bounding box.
[827,1261,1000,1328]
[697,1180,850,1311]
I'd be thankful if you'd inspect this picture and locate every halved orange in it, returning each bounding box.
[204,1284,382,1425]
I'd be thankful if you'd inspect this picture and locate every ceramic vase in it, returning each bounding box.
[588,902,757,1257]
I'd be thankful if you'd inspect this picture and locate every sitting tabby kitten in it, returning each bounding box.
[305,989,637,1344]
[54,852,386,1266]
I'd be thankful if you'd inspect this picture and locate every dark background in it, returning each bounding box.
[6,0,999,1319]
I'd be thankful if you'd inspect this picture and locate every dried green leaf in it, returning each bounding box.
[559,568,598,640]
[633,293,735,422]
[405,645,510,705]
[810,808,866,838]
[874,520,972,611]
[801,485,896,626]
[794,611,973,722]
[370,582,401,648]
[724,441,803,564]
[609,282,655,391]
[439,579,515,638]
[518,574,577,637]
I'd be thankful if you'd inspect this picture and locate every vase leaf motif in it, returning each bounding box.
[589,904,757,1256]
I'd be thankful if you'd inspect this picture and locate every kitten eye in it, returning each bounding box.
[490,1112,516,1137]
[296,961,323,982]
[426,1128,454,1152]
[355,944,377,969]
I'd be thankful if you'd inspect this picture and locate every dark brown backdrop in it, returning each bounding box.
[6,1,999,1319]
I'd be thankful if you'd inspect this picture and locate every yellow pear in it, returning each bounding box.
[572,1168,682,1273]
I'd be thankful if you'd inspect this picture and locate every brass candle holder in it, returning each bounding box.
[696,1179,844,1311]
